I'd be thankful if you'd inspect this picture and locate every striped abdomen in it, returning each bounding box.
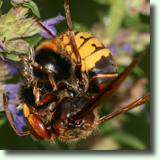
[55,31,118,93]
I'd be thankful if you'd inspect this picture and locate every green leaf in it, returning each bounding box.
[23,0,41,18]
[99,120,114,135]
[0,0,3,9]
[0,52,21,61]
[117,65,125,73]
[11,0,18,7]
[118,64,144,77]
[0,9,2,18]
[125,15,141,26]
[23,34,42,47]
[110,131,147,150]
[0,116,7,127]
[124,15,150,31]
[92,0,111,5]
[133,24,150,31]
[133,65,144,77]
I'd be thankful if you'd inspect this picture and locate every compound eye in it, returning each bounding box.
[23,103,51,140]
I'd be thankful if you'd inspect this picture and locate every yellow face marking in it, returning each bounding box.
[61,33,70,47]
[64,44,72,55]
[23,103,30,118]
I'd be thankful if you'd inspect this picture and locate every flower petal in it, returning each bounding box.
[121,44,133,54]
[2,84,27,132]
[39,13,64,38]
[2,84,19,94]
[0,40,7,52]
[42,13,64,26]
[39,25,57,38]
[109,45,118,55]
[0,57,19,75]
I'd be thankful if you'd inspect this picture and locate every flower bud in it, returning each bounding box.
[0,6,40,42]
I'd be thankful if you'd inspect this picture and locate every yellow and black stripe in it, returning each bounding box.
[55,30,118,93]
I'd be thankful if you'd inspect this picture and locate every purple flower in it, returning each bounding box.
[0,40,7,52]
[0,57,18,75]
[109,45,118,55]
[0,59,18,75]
[121,80,133,89]
[39,13,64,38]
[121,44,133,54]
[1,84,27,132]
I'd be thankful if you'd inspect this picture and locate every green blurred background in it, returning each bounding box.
[0,0,150,150]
